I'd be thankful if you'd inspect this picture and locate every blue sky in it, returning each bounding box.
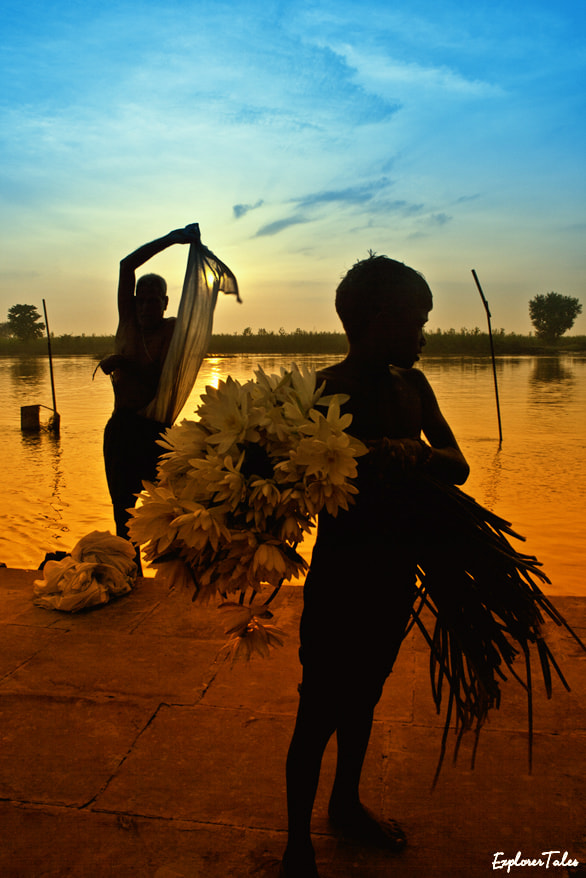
[1,0,585,336]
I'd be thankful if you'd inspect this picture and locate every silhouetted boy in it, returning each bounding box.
[282,255,470,877]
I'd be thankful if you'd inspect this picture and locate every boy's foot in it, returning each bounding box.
[328,803,407,851]
[280,846,320,878]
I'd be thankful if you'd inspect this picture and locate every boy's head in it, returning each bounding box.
[135,273,168,329]
[335,254,432,344]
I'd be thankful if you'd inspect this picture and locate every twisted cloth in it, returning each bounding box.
[33,531,137,612]
[143,236,240,426]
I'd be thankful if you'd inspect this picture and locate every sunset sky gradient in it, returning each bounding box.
[1,0,585,336]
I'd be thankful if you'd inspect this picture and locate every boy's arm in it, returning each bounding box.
[415,371,469,485]
[117,223,200,320]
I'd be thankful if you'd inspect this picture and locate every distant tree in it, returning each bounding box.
[529,292,582,341]
[7,304,45,341]
[0,321,12,338]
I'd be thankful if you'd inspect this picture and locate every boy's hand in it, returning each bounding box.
[368,437,429,472]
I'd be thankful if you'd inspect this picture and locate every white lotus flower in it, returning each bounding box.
[293,431,362,485]
[214,455,248,511]
[172,502,231,552]
[277,513,313,544]
[198,376,259,454]
[153,557,197,592]
[304,478,359,516]
[217,602,285,661]
[157,420,209,479]
[251,541,307,585]
[288,363,329,415]
[127,482,184,556]
[182,452,240,506]
[249,478,281,521]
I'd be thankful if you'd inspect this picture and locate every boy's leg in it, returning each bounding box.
[328,703,374,815]
[282,694,337,877]
[327,702,407,850]
[328,715,407,851]
[327,589,413,851]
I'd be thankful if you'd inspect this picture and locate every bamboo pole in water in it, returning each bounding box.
[471,270,503,444]
[42,298,60,435]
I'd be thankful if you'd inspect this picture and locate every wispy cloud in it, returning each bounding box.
[455,194,481,205]
[250,179,406,238]
[254,215,311,238]
[292,179,390,210]
[233,200,264,219]
[337,46,505,101]
[429,213,452,226]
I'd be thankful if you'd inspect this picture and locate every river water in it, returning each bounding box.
[1,353,584,596]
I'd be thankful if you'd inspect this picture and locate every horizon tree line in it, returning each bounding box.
[1,292,583,343]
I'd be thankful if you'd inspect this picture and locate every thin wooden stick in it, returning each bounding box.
[471,270,503,444]
[42,298,60,435]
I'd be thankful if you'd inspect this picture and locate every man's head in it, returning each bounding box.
[335,254,433,367]
[135,273,168,330]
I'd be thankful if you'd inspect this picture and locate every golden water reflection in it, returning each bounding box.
[1,354,584,596]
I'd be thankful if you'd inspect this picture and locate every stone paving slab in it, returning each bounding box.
[94,704,388,837]
[0,568,584,878]
[387,723,585,849]
[95,704,293,827]
[0,623,64,677]
[0,803,290,878]
[0,693,152,806]
[0,628,223,703]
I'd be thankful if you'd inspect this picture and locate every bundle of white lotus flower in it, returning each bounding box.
[128,364,367,658]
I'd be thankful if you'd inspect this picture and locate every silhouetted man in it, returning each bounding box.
[102,224,199,565]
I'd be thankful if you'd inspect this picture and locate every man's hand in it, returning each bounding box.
[168,223,201,245]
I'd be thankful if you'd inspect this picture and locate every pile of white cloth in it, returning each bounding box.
[33,531,137,612]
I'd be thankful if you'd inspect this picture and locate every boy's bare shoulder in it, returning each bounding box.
[317,360,361,394]
[401,366,434,396]
[400,365,429,387]
[398,368,443,419]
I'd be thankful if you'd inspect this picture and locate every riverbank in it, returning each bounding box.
[1,567,584,877]
[1,330,586,358]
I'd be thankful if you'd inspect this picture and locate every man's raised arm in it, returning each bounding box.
[117,224,201,318]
